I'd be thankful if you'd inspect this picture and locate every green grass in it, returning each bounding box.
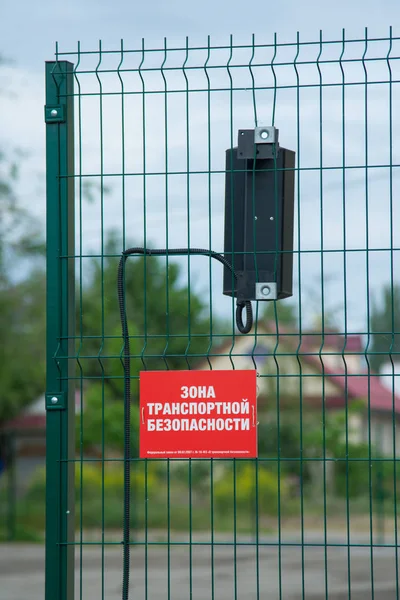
[3,461,395,542]
[4,491,393,540]
[0,524,44,543]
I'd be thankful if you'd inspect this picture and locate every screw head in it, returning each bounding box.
[270,216,274,221]
[50,396,58,404]
[50,109,58,117]
[260,129,269,140]
[260,285,271,297]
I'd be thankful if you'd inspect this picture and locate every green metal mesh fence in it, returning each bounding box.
[45,28,400,600]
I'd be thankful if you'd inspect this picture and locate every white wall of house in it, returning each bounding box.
[379,361,400,396]
[318,352,362,374]
[358,412,400,456]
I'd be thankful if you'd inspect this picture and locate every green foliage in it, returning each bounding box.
[370,284,400,372]
[331,442,400,501]
[0,147,44,280]
[0,269,46,421]
[76,383,139,456]
[258,403,386,500]
[258,416,303,476]
[79,233,215,379]
[22,461,286,531]
[0,63,46,421]
[214,463,288,515]
[77,233,221,453]
[375,458,400,501]
[0,524,43,543]
[262,299,298,327]
[333,441,371,498]
[257,415,313,492]
[23,463,160,530]
[172,461,212,493]
[16,452,400,536]
[301,401,365,458]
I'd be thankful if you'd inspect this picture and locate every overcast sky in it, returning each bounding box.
[1,1,399,336]
[1,0,398,68]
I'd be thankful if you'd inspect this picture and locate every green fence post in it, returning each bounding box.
[45,60,75,600]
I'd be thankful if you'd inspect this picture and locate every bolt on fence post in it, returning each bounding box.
[45,60,75,600]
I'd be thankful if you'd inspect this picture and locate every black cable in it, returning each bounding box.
[117,247,253,600]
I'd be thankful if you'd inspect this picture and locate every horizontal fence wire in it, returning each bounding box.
[47,27,400,600]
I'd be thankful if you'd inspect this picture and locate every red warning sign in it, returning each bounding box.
[139,370,257,459]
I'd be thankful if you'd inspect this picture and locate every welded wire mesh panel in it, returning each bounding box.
[46,28,400,600]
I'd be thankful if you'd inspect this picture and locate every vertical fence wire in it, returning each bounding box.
[361,28,376,599]
[339,28,353,599]
[293,30,306,600]
[316,30,329,600]
[387,26,400,600]
[73,40,85,600]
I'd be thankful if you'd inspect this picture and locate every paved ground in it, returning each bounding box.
[1,533,400,599]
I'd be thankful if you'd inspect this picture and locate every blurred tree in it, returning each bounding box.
[76,382,139,457]
[0,147,44,278]
[76,233,221,454]
[0,270,46,422]
[369,284,400,373]
[0,71,46,421]
[79,232,217,376]
[262,299,298,328]
[259,401,374,498]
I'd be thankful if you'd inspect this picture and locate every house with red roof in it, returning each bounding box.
[199,322,400,455]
